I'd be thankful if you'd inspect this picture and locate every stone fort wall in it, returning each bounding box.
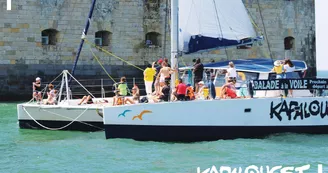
[0,0,316,100]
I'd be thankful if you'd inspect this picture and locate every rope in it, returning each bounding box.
[88,46,117,83]
[66,71,96,98]
[40,108,103,130]
[256,0,274,64]
[22,106,91,131]
[83,39,144,72]
[212,0,224,39]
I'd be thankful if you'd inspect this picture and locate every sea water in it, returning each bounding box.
[1,103,328,173]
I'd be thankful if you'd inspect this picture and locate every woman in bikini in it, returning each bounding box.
[125,84,140,104]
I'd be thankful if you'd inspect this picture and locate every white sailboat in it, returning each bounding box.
[102,0,328,142]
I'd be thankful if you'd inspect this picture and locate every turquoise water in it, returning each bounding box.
[1,103,328,173]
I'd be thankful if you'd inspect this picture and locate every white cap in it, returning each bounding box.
[36,77,41,81]
[198,81,204,85]
[274,60,281,66]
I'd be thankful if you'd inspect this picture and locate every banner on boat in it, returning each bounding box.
[252,78,328,90]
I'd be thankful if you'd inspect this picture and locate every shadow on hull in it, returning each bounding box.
[19,120,104,132]
[105,125,328,142]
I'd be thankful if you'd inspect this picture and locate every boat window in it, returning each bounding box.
[41,29,59,45]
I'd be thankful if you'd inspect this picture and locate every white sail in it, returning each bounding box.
[178,0,258,53]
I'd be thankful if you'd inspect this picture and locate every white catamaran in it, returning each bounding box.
[17,0,328,142]
[102,0,328,142]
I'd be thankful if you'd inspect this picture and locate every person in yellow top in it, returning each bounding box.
[271,60,284,79]
[144,62,156,95]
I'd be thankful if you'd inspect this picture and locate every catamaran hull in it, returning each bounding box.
[104,125,328,142]
[19,120,103,132]
[103,97,328,142]
[17,104,104,131]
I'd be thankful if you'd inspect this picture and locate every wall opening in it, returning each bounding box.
[95,31,112,47]
[284,36,295,50]
[41,29,59,45]
[145,32,161,48]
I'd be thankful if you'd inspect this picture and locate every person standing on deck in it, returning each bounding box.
[117,77,130,96]
[284,59,296,97]
[156,61,176,89]
[193,58,204,93]
[225,61,237,83]
[153,59,163,95]
[33,77,42,103]
[143,62,156,96]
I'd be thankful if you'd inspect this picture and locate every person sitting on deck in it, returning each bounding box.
[45,84,57,105]
[78,95,93,105]
[195,81,205,99]
[153,80,170,103]
[175,78,187,101]
[220,79,237,99]
[113,90,124,106]
[125,84,140,105]
[185,84,195,101]
[32,77,42,103]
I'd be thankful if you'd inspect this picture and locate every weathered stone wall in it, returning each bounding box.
[0,0,316,100]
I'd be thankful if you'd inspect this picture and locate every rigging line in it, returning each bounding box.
[88,45,117,83]
[212,0,224,39]
[256,0,274,63]
[162,0,168,58]
[245,6,262,34]
[212,0,229,60]
[66,71,96,98]
[83,39,145,72]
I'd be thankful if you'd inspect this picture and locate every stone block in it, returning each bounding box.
[11,28,20,33]
[27,37,35,42]
[6,50,16,55]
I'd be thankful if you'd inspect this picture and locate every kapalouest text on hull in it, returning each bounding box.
[197,164,323,173]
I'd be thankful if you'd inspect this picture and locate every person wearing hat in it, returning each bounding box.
[33,77,42,103]
[195,81,205,99]
[271,60,284,79]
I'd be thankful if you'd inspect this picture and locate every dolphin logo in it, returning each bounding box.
[132,110,152,120]
[118,110,132,117]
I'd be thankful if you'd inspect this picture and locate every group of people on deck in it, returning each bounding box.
[271,59,296,97]
[32,77,58,105]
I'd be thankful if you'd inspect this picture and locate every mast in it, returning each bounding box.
[170,0,178,92]
[70,0,97,82]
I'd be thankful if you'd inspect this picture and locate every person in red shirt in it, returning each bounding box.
[176,78,187,101]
